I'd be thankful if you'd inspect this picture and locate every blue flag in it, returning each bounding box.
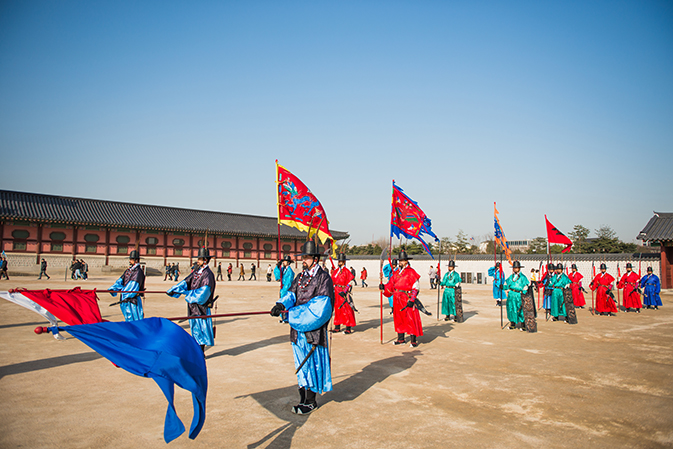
[49,317,207,443]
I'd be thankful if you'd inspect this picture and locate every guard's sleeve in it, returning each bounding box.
[274,266,281,281]
[439,273,448,287]
[288,295,333,332]
[383,264,392,278]
[654,276,661,294]
[167,281,189,298]
[503,276,511,291]
[121,280,140,302]
[488,267,495,277]
[184,285,212,305]
[109,277,124,297]
[279,291,296,309]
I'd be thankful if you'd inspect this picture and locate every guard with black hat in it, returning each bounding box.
[640,267,662,309]
[274,255,295,323]
[488,261,506,306]
[590,263,617,316]
[270,240,334,414]
[548,263,571,322]
[539,262,556,315]
[380,250,425,347]
[568,263,586,308]
[108,249,145,321]
[439,260,461,321]
[618,262,642,312]
[331,252,356,334]
[503,260,530,330]
[167,247,216,352]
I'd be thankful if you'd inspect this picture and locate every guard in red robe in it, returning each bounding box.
[618,263,642,312]
[568,264,586,308]
[590,263,617,315]
[331,253,356,334]
[380,251,423,347]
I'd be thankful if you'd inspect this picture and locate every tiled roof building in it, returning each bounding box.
[638,212,673,289]
[0,190,348,270]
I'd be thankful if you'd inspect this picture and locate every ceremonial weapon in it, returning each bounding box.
[590,261,595,315]
[33,310,271,335]
[436,242,441,320]
[338,292,359,313]
[295,345,317,374]
[617,263,621,310]
[400,297,432,316]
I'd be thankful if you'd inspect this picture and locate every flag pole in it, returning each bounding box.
[275,160,282,267]
[436,240,441,320]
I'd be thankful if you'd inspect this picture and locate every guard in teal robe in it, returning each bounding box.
[503,261,529,328]
[549,264,571,320]
[439,260,461,320]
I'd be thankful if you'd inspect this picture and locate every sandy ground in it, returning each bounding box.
[1,273,672,449]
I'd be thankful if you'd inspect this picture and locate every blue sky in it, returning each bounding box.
[1,1,671,245]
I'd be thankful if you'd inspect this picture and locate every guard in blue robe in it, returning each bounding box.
[271,240,334,415]
[274,255,295,323]
[640,267,662,309]
[167,248,216,352]
[109,250,145,321]
[382,258,398,308]
[488,262,506,305]
[541,263,555,312]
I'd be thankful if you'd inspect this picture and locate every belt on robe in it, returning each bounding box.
[394,289,413,294]
[335,284,350,288]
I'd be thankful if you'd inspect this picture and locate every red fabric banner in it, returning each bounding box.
[545,215,573,253]
[18,288,103,325]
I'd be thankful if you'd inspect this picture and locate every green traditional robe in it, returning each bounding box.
[439,270,461,316]
[549,272,571,318]
[504,272,530,324]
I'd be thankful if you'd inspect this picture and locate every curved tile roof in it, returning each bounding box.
[0,190,349,240]
[637,212,673,243]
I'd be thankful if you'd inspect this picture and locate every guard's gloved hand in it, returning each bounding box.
[338,291,347,298]
[406,300,415,309]
[270,303,285,317]
[379,283,385,291]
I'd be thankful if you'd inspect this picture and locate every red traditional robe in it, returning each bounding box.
[568,271,586,307]
[618,271,642,309]
[591,272,617,313]
[383,265,423,337]
[331,266,356,327]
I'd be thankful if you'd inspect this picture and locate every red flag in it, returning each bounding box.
[545,215,573,253]
[276,161,334,245]
[17,287,103,325]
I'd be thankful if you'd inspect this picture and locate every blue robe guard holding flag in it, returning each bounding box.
[488,262,506,306]
[109,250,145,321]
[167,248,216,352]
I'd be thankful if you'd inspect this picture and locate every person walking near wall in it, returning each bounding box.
[216,262,223,281]
[238,264,245,281]
[227,263,232,281]
[249,263,256,281]
[38,258,50,280]
[360,267,368,288]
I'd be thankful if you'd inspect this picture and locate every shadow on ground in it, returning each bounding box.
[240,351,419,449]
[207,335,288,359]
[0,352,102,379]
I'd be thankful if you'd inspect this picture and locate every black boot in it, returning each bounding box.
[294,389,318,415]
[331,325,341,333]
[410,335,418,347]
[200,344,206,354]
[344,326,353,334]
[394,333,405,345]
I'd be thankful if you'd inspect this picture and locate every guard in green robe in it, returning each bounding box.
[549,263,571,321]
[439,260,461,321]
[503,261,530,329]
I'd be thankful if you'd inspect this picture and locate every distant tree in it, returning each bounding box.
[454,230,477,254]
[550,244,565,254]
[392,241,426,256]
[527,237,547,254]
[569,225,590,253]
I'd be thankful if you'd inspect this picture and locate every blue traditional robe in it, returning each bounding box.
[383,263,398,307]
[109,264,145,321]
[278,264,334,394]
[274,265,295,299]
[640,274,662,307]
[167,265,216,346]
[541,272,554,310]
[488,266,506,300]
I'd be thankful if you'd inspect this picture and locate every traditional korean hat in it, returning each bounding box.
[196,247,211,260]
[281,255,293,263]
[647,266,653,272]
[391,258,398,266]
[448,260,456,268]
[512,260,523,269]
[625,262,633,269]
[571,263,578,269]
[547,262,554,270]
[300,240,322,257]
[129,250,140,261]
[336,253,348,262]
[600,263,607,270]
[398,251,412,261]
[556,263,563,270]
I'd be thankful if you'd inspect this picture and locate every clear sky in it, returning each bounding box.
[1,1,671,245]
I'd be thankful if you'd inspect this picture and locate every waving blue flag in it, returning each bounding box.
[49,317,207,443]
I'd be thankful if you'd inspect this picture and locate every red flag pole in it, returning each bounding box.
[617,263,621,310]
